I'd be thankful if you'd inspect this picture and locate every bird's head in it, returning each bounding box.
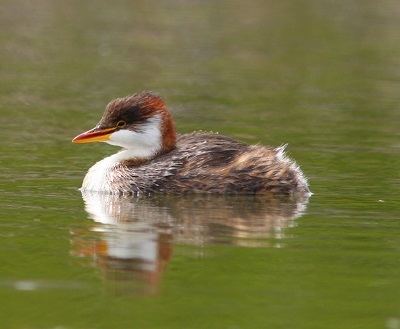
[72,91,176,158]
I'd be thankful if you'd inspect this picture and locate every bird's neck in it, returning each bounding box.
[160,110,176,154]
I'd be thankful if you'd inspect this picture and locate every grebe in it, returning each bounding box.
[72,91,310,195]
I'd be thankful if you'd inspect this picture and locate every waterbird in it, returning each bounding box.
[72,91,310,195]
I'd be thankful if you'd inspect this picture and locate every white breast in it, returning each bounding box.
[81,153,118,193]
[81,149,150,193]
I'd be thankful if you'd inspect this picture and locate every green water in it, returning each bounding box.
[1,0,400,328]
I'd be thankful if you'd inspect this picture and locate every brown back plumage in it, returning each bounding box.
[110,132,310,195]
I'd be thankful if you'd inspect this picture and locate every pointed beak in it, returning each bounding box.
[72,127,117,144]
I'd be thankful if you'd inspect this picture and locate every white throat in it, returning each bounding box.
[106,115,162,158]
[81,115,162,193]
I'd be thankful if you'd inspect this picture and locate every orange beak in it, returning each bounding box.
[72,127,116,144]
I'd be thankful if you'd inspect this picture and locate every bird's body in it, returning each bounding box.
[73,92,310,195]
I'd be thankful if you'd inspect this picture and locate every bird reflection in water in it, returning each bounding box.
[71,192,310,295]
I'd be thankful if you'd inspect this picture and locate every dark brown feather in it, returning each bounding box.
[109,132,310,195]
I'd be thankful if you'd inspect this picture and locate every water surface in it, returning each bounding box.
[0,0,399,328]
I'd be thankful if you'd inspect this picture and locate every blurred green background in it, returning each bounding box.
[0,0,399,328]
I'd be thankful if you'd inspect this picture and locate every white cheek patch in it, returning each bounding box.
[107,130,139,149]
[106,115,162,158]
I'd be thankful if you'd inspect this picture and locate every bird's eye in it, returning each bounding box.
[116,120,126,128]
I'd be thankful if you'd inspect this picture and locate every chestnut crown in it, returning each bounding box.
[98,92,166,128]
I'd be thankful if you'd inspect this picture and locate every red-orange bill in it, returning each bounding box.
[72,127,116,144]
